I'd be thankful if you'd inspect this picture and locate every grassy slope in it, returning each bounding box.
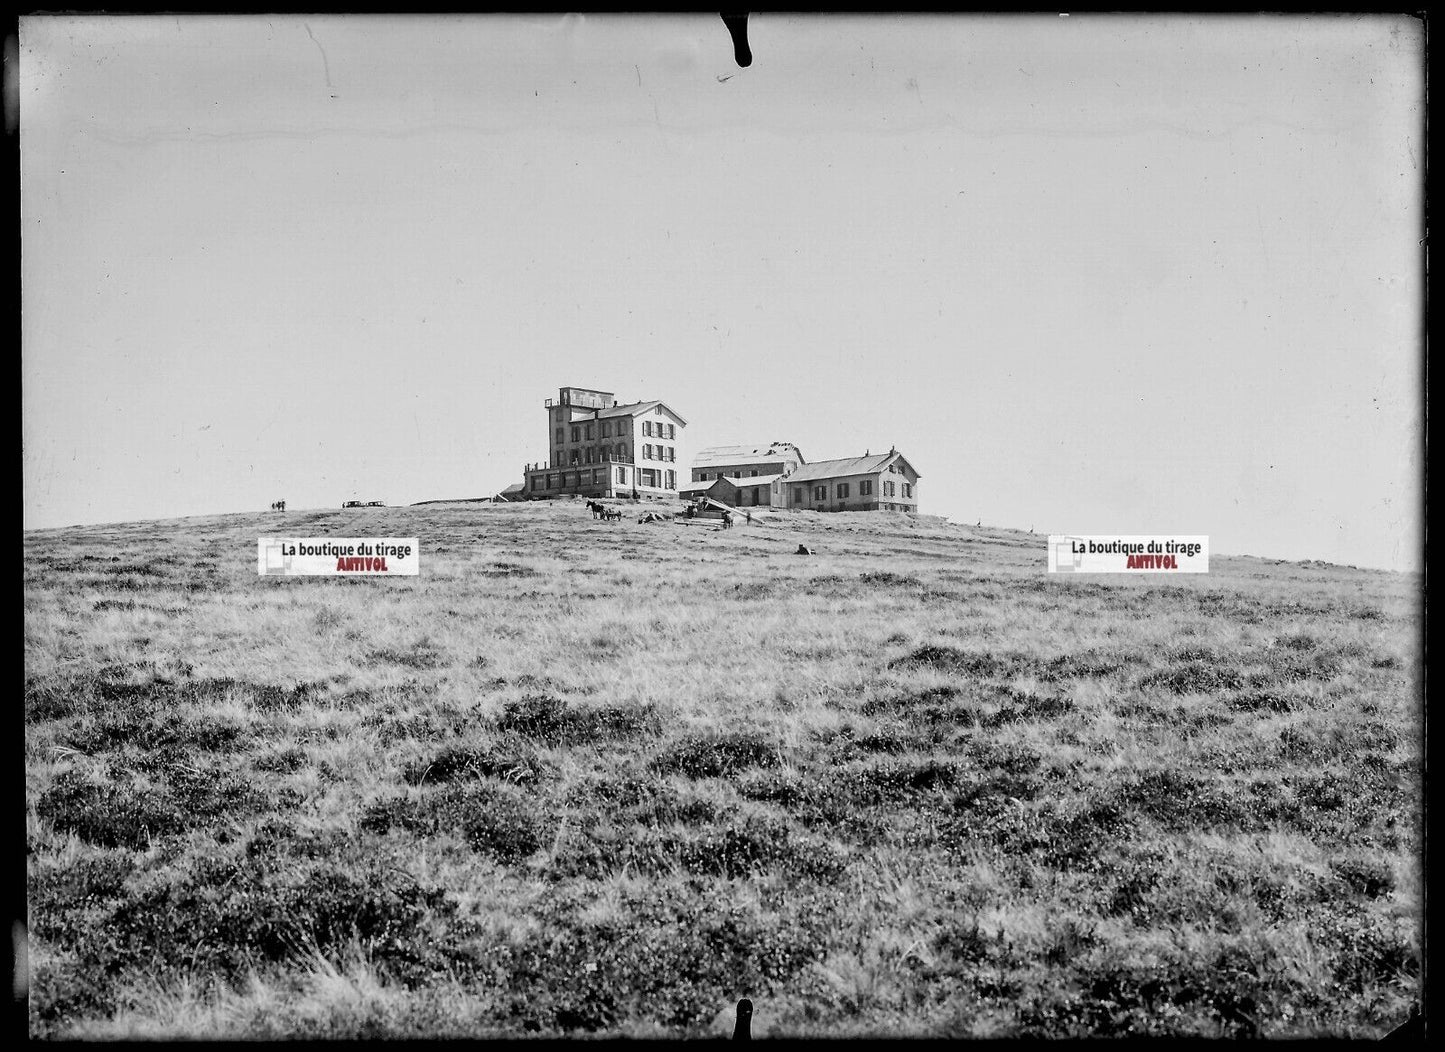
[23,500,1422,1038]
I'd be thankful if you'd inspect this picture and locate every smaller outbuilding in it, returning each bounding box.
[679,476,741,505]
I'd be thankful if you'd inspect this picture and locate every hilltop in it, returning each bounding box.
[24,501,1422,1038]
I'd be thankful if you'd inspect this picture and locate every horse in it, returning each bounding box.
[586,500,603,518]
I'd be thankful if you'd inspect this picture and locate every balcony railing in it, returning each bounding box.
[526,453,638,473]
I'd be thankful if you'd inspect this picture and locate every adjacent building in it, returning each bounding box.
[521,386,688,500]
[687,442,804,507]
[691,442,806,483]
[772,449,921,513]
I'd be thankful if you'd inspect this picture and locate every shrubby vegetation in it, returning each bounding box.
[24,502,1421,1037]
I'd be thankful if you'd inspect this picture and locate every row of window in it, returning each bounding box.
[552,420,681,445]
[792,479,877,503]
[533,467,608,490]
[879,481,913,498]
[550,443,679,467]
[532,468,678,491]
[698,469,764,480]
[555,444,630,467]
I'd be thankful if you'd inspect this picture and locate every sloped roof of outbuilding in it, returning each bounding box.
[783,452,920,482]
[692,443,804,467]
[721,473,785,488]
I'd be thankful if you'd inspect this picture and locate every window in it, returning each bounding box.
[837,483,850,498]
[903,483,912,498]
[666,470,675,489]
[554,427,563,444]
[643,421,652,437]
[584,447,594,464]
[750,470,758,476]
[618,445,628,461]
[601,422,611,438]
[571,426,580,442]
[668,424,676,439]
[794,487,804,503]
[617,467,627,483]
[814,485,827,501]
[643,443,652,460]
[570,450,580,465]
[593,468,601,484]
[668,447,675,462]
[548,474,558,489]
[585,424,595,440]
[601,444,611,460]
[861,480,873,495]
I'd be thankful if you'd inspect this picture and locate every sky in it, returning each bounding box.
[21,14,1424,571]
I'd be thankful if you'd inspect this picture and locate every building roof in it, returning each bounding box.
[680,475,741,493]
[692,443,804,467]
[782,452,907,483]
[720,473,785,488]
[499,482,525,494]
[594,399,689,425]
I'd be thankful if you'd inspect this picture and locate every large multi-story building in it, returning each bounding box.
[521,387,688,500]
[771,449,921,513]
